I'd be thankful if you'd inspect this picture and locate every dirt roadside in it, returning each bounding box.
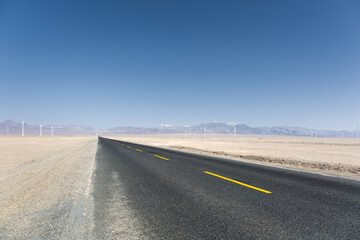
[0,136,97,239]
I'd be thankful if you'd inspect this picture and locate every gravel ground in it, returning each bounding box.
[0,136,97,239]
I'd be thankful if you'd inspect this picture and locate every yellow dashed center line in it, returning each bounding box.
[136,149,143,152]
[153,155,169,160]
[127,146,131,148]
[204,171,272,194]
[121,144,124,146]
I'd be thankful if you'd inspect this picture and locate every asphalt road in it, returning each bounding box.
[93,137,360,239]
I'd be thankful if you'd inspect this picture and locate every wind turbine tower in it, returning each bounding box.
[204,124,206,136]
[228,122,237,137]
[184,125,189,136]
[21,120,24,137]
[51,126,54,136]
[356,125,359,138]
[40,125,43,137]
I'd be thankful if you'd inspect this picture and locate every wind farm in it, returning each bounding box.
[1,0,360,239]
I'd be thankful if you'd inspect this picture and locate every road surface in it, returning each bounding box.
[93,137,360,239]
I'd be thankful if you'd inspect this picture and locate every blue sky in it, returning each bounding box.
[0,0,359,130]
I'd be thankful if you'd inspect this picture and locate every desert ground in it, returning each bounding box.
[0,136,97,239]
[108,135,360,180]
[1,134,359,238]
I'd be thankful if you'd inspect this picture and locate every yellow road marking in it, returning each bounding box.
[204,171,272,194]
[121,144,124,146]
[136,149,143,152]
[127,146,131,148]
[153,155,169,160]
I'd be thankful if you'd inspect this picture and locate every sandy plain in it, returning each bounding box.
[108,135,360,180]
[0,136,97,239]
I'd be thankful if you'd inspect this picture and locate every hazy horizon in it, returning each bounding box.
[1,119,358,133]
[1,1,359,131]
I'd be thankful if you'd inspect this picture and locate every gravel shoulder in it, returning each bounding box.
[0,136,97,239]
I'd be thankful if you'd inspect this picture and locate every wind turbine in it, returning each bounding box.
[21,120,24,137]
[204,124,206,136]
[40,125,43,137]
[184,125,189,136]
[228,122,237,136]
[356,125,359,138]
[51,126,54,136]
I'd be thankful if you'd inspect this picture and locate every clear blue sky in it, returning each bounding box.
[1,0,359,130]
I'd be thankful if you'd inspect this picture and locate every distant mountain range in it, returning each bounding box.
[0,120,358,138]
[0,120,99,136]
